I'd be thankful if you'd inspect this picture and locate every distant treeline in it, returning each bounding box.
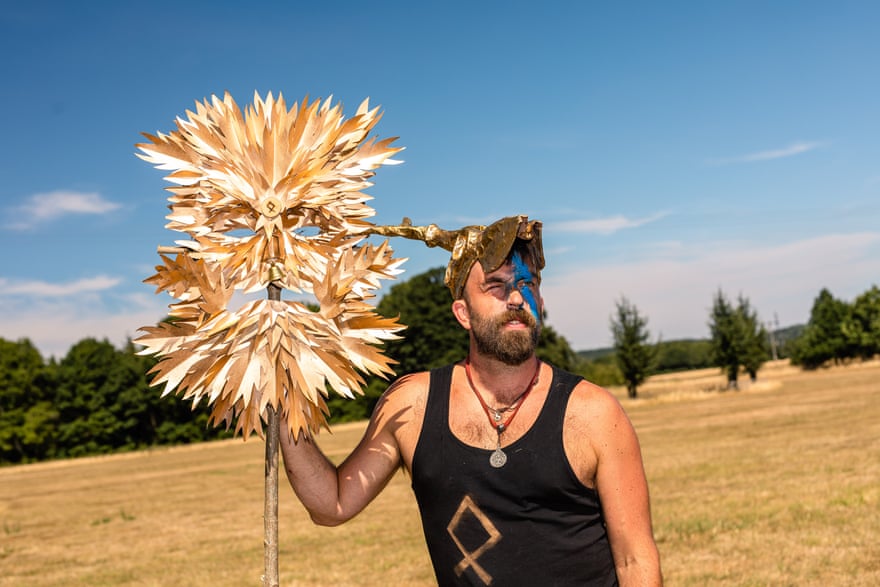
[0,338,232,466]
[0,329,800,466]
[579,325,804,377]
[2,275,875,466]
[786,286,880,369]
[578,339,716,373]
[578,284,880,379]
[0,331,781,466]
[0,265,582,466]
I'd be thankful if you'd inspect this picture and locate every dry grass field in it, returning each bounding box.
[1,359,878,586]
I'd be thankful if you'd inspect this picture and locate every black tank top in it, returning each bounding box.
[411,363,618,586]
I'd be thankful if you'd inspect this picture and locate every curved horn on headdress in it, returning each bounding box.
[365,215,544,299]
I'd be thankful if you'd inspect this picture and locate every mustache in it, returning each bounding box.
[494,308,537,328]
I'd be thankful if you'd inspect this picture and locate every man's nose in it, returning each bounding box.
[507,286,525,308]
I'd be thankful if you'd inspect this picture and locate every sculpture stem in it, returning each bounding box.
[263,282,282,587]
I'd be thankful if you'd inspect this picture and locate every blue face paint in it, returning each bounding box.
[511,252,541,324]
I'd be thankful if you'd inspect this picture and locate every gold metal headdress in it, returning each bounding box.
[367,215,544,299]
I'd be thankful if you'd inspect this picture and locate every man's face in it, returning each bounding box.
[469,305,539,365]
[460,252,542,365]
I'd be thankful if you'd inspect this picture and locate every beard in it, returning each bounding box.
[470,307,540,366]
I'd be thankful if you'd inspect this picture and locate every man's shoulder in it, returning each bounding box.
[372,370,435,442]
[391,360,462,386]
[380,361,462,408]
[380,370,432,406]
[564,374,626,418]
[391,369,433,389]
[560,377,634,457]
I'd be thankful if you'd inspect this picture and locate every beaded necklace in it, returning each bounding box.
[464,356,541,468]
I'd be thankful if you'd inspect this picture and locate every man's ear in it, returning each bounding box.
[451,299,471,329]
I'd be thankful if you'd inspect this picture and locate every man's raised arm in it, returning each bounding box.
[280,379,415,526]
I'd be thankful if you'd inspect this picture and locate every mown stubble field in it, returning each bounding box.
[1,359,878,586]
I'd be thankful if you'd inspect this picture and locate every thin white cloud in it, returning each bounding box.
[0,289,170,359]
[742,141,823,161]
[0,275,121,297]
[6,190,122,229]
[552,212,667,235]
[709,141,823,165]
[542,232,880,350]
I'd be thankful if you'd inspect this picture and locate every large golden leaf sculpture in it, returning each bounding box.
[135,92,406,440]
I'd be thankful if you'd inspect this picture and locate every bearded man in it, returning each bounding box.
[281,216,662,586]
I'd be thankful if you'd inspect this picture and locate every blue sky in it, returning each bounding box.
[2,0,879,358]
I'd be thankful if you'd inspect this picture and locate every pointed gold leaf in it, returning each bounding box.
[137,92,408,440]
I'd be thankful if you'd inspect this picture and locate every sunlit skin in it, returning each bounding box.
[281,256,663,586]
[473,253,540,323]
[457,255,541,369]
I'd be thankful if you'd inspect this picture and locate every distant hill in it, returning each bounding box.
[576,347,615,361]
[577,327,804,356]
[577,339,709,363]
[577,326,805,372]
[774,324,805,345]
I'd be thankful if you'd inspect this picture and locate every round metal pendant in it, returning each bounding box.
[489,448,507,468]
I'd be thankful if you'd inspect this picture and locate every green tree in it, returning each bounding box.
[0,335,233,464]
[577,356,624,387]
[610,296,656,398]
[737,295,769,382]
[842,285,880,360]
[122,340,229,446]
[326,266,468,421]
[15,400,59,462]
[708,290,770,387]
[52,338,227,458]
[54,338,139,457]
[0,338,56,464]
[376,266,469,375]
[535,318,581,373]
[790,288,851,369]
[709,290,742,388]
[654,339,713,372]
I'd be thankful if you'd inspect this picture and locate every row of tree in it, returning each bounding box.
[0,267,581,466]
[3,267,876,465]
[609,283,880,397]
[610,289,770,398]
[0,338,230,465]
[788,286,880,368]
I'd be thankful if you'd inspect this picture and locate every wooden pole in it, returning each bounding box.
[158,245,284,584]
[263,283,282,587]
